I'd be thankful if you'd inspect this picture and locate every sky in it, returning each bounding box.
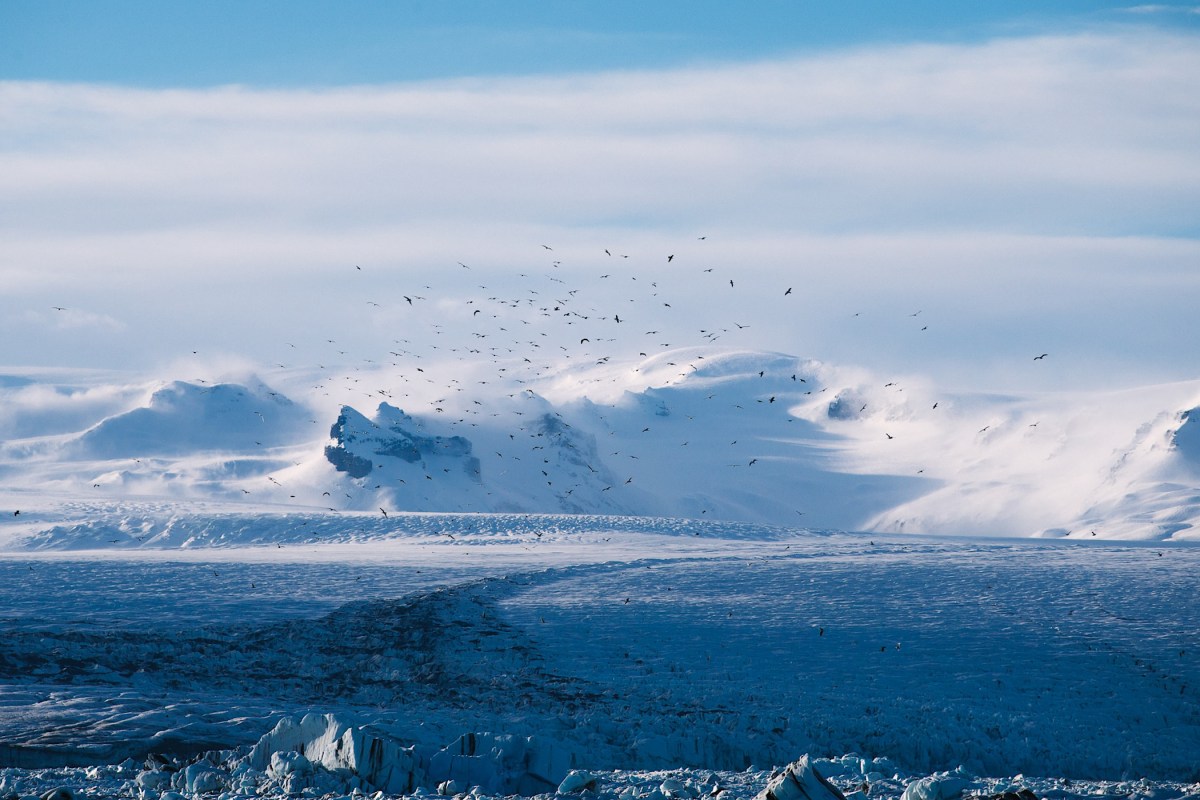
[2,1,1200,393]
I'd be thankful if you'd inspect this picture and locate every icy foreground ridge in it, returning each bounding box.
[2,743,1197,800]
[247,713,577,796]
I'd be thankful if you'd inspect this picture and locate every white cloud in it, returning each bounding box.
[0,29,1197,389]
[1120,4,1200,14]
[32,308,127,332]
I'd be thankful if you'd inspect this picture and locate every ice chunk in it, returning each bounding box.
[900,772,972,800]
[179,762,226,795]
[248,713,424,795]
[757,755,846,800]
[134,771,170,791]
[438,779,464,795]
[268,750,313,778]
[427,731,580,796]
[557,770,597,794]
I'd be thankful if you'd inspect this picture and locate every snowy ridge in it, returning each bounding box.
[2,348,1200,538]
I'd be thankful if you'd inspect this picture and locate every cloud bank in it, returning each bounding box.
[1,28,1198,389]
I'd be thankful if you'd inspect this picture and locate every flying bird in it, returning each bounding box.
[1034,353,1049,360]
[784,288,792,296]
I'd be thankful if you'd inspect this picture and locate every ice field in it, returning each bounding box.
[0,512,1196,800]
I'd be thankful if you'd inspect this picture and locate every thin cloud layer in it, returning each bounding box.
[1,29,1198,387]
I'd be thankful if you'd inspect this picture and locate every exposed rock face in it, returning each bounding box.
[826,390,867,421]
[325,403,481,481]
[1172,407,1200,464]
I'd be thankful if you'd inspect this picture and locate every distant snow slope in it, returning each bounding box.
[1,348,1198,538]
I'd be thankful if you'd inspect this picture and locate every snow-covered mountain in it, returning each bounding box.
[72,379,308,458]
[2,349,1199,540]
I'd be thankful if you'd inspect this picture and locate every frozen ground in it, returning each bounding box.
[0,511,1197,800]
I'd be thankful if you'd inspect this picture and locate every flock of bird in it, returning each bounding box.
[54,237,1049,523]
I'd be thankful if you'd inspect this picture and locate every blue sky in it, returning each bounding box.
[3,1,1198,86]
[2,2,1199,393]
